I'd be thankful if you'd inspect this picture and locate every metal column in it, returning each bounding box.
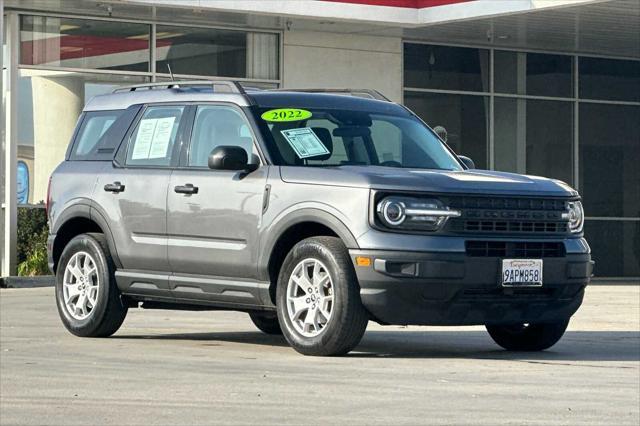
[1,11,17,277]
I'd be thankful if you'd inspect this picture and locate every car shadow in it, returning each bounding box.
[349,330,640,361]
[114,329,640,362]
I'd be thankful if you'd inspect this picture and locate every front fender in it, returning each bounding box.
[257,206,359,281]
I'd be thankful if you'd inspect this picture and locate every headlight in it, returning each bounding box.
[376,196,461,232]
[563,201,584,233]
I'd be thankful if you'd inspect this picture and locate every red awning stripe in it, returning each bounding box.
[21,35,172,64]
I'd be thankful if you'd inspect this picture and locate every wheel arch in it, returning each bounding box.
[260,208,359,305]
[51,205,121,273]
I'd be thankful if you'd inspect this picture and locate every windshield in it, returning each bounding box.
[252,106,463,170]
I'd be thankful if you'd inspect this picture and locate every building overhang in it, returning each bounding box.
[124,0,611,27]
[4,0,639,58]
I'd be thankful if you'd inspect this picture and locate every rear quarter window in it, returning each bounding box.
[69,110,124,160]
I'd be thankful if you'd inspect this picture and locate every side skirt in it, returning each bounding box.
[115,269,275,311]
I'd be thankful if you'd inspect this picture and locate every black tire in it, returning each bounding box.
[55,233,128,337]
[276,236,368,356]
[486,319,570,351]
[249,312,282,335]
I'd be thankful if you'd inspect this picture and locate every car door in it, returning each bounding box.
[93,104,187,296]
[167,104,268,303]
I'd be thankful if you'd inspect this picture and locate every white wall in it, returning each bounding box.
[282,30,402,103]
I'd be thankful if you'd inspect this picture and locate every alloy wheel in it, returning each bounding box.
[62,251,99,320]
[286,258,334,337]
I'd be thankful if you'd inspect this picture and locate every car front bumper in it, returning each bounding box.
[350,246,593,326]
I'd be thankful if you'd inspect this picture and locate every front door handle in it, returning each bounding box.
[104,181,125,193]
[174,183,199,195]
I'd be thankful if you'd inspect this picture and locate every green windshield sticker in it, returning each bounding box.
[281,128,330,159]
[261,108,312,122]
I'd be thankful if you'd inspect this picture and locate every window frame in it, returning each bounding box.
[178,102,265,170]
[19,15,151,73]
[68,108,134,161]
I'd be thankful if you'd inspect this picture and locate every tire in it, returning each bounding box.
[249,312,282,335]
[486,319,570,351]
[55,233,128,337]
[276,236,368,356]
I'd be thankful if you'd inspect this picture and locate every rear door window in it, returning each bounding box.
[125,106,185,167]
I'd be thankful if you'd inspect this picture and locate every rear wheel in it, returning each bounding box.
[55,233,128,337]
[249,312,282,335]
[486,319,570,351]
[276,237,368,356]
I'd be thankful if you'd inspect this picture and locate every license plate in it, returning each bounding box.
[501,259,543,287]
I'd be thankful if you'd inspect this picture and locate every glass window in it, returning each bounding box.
[526,100,574,184]
[156,26,279,80]
[584,220,640,277]
[72,110,123,158]
[20,16,149,72]
[579,57,640,102]
[494,98,574,183]
[494,97,523,173]
[404,44,490,92]
[17,69,147,204]
[494,50,520,94]
[188,106,254,167]
[579,103,640,217]
[254,106,462,170]
[494,51,573,97]
[526,53,573,98]
[404,91,489,169]
[126,106,184,167]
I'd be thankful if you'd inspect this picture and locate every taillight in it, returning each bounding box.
[46,176,52,215]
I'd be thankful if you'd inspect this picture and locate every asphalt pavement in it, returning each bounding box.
[1,285,638,425]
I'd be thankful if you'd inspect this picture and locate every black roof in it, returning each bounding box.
[247,91,409,116]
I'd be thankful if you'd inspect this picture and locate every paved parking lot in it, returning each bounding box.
[1,285,638,425]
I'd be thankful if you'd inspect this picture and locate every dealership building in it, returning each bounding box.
[1,0,638,279]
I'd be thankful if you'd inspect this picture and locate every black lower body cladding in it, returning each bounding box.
[350,248,593,326]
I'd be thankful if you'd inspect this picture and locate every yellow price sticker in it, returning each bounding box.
[261,108,312,122]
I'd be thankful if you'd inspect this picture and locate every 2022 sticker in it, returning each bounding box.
[261,108,312,122]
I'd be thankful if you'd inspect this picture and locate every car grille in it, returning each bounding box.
[445,196,570,236]
[466,241,565,258]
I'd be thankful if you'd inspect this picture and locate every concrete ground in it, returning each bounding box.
[0,286,638,426]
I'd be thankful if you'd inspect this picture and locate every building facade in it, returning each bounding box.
[1,0,639,279]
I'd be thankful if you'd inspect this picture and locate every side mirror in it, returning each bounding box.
[458,155,475,169]
[208,146,258,172]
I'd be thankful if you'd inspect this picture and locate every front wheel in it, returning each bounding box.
[276,237,369,356]
[486,319,570,351]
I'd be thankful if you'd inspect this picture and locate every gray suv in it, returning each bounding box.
[47,81,593,356]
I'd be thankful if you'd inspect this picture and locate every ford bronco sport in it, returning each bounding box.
[47,81,593,356]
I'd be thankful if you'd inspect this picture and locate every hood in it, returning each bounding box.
[279,166,578,197]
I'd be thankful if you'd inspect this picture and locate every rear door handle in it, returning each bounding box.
[174,183,199,195]
[104,181,125,193]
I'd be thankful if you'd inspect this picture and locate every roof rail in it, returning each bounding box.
[267,88,391,102]
[112,80,247,95]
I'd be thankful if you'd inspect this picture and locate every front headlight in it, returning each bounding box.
[564,201,584,233]
[376,196,461,232]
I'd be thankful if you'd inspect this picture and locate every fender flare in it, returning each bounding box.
[257,207,359,281]
[51,201,91,235]
[89,205,123,269]
[51,201,123,270]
